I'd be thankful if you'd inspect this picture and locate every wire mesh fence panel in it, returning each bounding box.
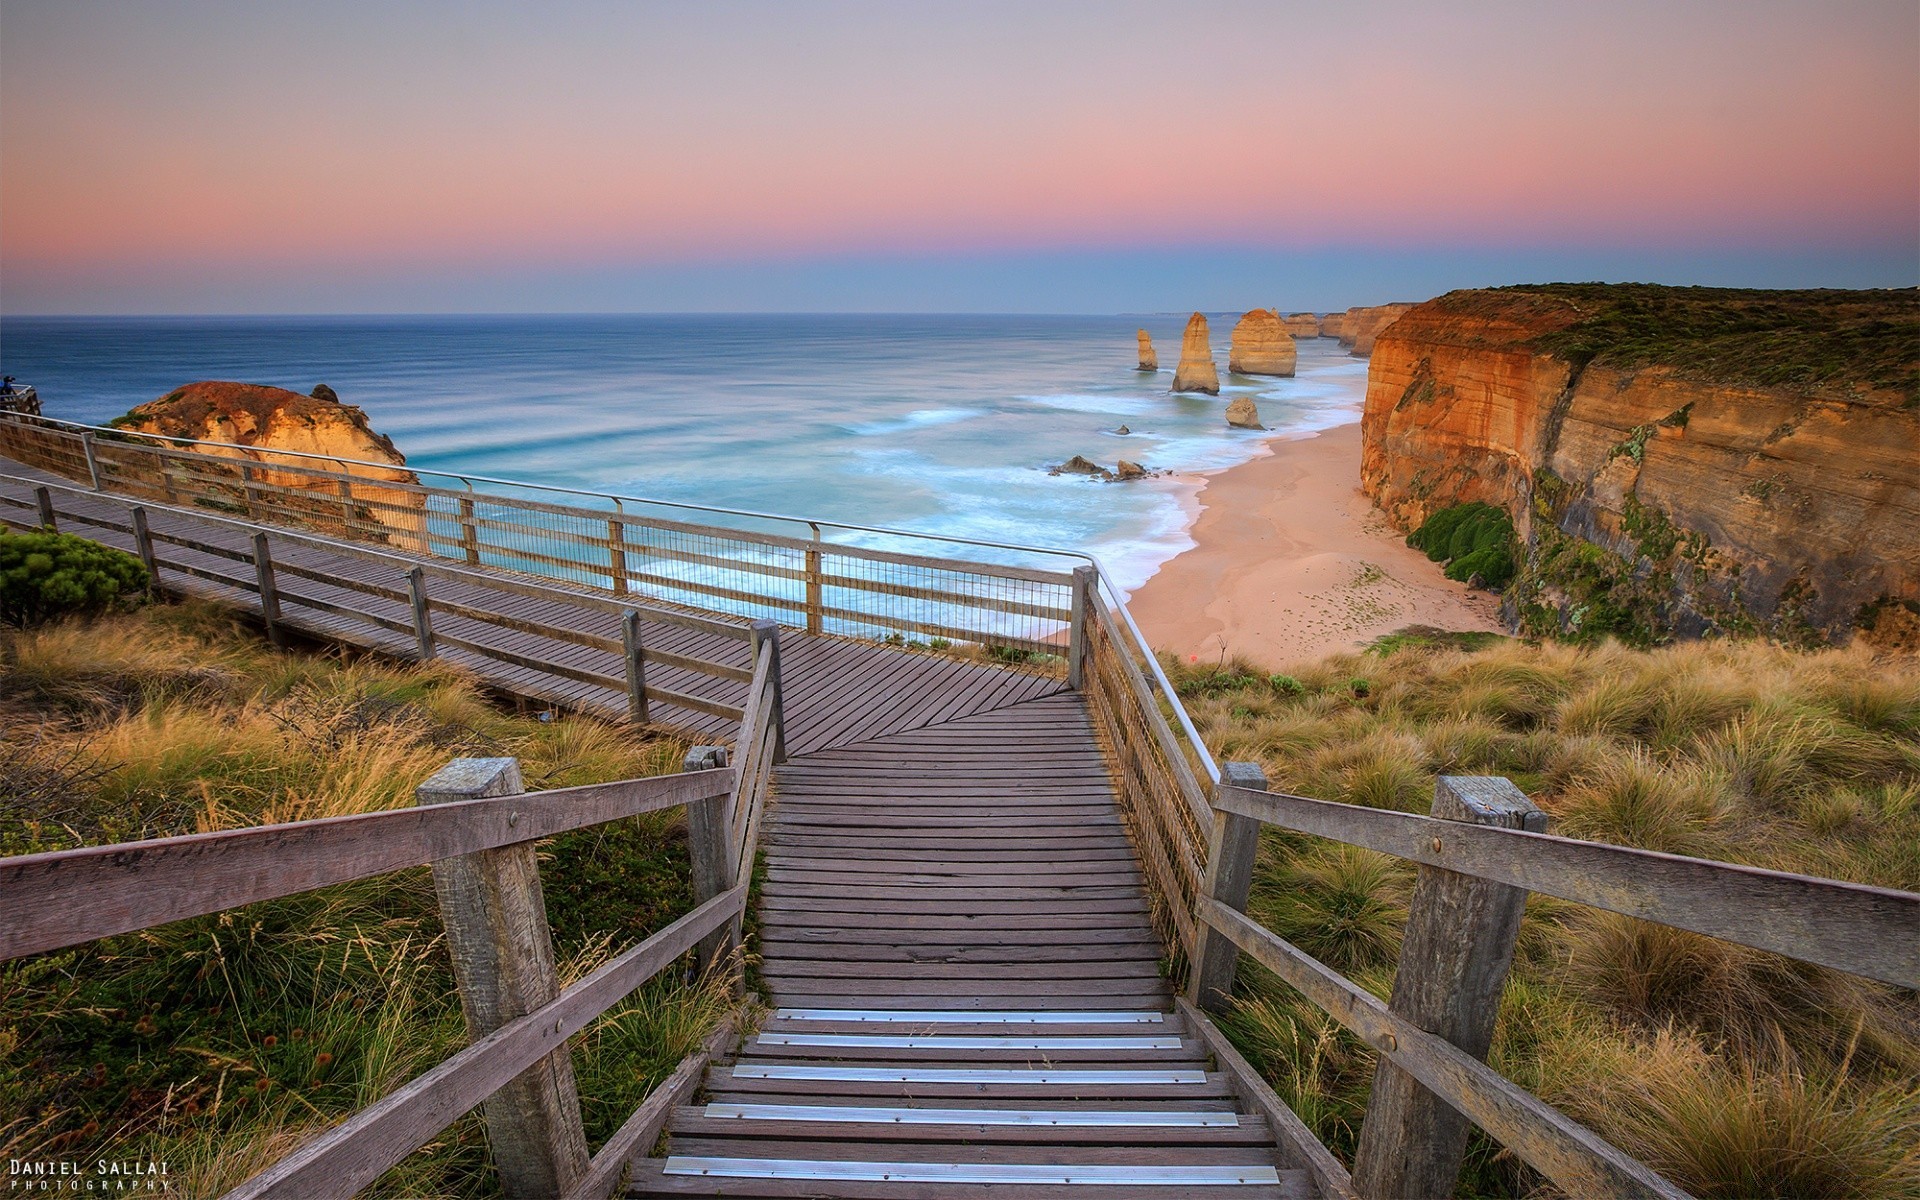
[1081,593,1212,987]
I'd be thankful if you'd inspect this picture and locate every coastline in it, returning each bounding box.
[1130,421,1503,669]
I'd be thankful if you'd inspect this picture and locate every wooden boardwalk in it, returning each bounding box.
[624,692,1303,1195]
[0,460,1059,758]
[1,456,1306,1197]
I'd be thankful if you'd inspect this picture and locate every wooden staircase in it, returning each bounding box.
[624,693,1305,1196]
[626,1007,1304,1196]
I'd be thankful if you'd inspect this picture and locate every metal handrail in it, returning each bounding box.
[4,411,1220,780]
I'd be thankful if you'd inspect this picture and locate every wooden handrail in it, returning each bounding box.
[223,884,748,1200]
[1215,782,1920,988]
[0,770,732,961]
[1200,901,1688,1200]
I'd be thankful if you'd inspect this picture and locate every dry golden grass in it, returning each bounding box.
[1174,634,1920,1197]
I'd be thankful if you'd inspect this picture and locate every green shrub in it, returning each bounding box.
[0,529,148,626]
[1409,502,1516,589]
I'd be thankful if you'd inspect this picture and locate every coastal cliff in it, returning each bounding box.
[1280,312,1322,338]
[113,381,425,545]
[1359,285,1920,645]
[1228,309,1297,376]
[1341,303,1418,356]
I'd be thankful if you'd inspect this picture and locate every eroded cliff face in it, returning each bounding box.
[1360,288,1920,645]
[1343,303,1419,356]
[115,381,425,546]
[1280,312,1322,338]
[1228,309,1296,376]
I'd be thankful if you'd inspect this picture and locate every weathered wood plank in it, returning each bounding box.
[0,770,730,960]
[1216,782,1920,988]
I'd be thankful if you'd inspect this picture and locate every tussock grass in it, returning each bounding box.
[0,602,724,1195]
[1177,633,1920,1197]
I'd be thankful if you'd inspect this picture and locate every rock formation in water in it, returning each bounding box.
[1225,396,1264,429]
[1137,330,1158,371]
[1279,312,1322,338]
[1359,284,1920,645]
[1342,304,1419,356]
[1319,311,1350,342]
[1115,460,1148,481]
[112,381,424,546]
[1228,309,1297,376]
[1171,313,1220,394]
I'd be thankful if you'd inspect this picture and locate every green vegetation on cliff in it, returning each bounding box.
[1407,501,1516,588]
[1,603,724,1197]
[1172,637,1920,1199]
[1497,283,1920,403]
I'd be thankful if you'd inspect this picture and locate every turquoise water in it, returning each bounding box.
[0,314,1369,593]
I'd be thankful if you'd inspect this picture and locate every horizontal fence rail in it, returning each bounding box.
[1192,770,1920,1200]
[0,611,789,1199]
[0,475,759,726]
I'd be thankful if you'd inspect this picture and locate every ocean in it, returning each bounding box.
[0,314,1370,595]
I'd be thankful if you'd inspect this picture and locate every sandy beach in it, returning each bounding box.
[1130,422,1503,669]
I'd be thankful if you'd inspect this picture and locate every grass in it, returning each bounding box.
[1171,634,1920,1198]
[0,601,730,1196]
[1467,283,1920,404]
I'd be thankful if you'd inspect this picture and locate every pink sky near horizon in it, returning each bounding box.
[2,1,1915,312]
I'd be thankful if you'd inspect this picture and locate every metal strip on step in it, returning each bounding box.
[703,1103,1241,1127]
[661,1156,1282,1185]
[730,1064,1207,1084]
[756,1033,1184,1050]
[774,1008,1165,1023]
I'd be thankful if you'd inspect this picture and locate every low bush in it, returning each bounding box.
[0,529,148,626]
[1407,501,1517,589]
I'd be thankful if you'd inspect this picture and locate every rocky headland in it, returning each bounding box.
[1228,309,1297,376]
[1358,284,1920,646]
[1171,313,1220,394]
[1340,303,1419,356]
[111,381,425,546]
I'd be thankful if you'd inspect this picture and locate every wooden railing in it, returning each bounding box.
[1079,586,1215,978]
[2,476,758,724]
[0,632,787,1200]
[0,414,1077,667]
[1188,768,1920,1200]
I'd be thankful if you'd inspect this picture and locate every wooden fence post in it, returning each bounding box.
[607,518,628,596]
[804,524,824,636]
[416,758,589,1199]
[81,432,102,490]
[749,620,786,764]
[1188,761,1268,1009]
[459,494,480,565]
[239,462,257,517]
[251,533,285,649]
[621,610,650,724]
[130,506,158,594]
[1352,776,1547,1200]
[408,566,434,660]
[683,746,737,980]
[34,486,55,531]
[1067,565,1095,690]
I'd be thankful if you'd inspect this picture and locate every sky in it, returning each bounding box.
[1,0,1915,314]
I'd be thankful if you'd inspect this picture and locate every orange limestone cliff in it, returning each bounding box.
[113,381,426,547]
[1137,329,1158,371]
[1359,285,1920,645]
[1341,303,1419,356]
[1319,311,1350,342]
[1279,312,1322,338]
[1228,309,1297,377]
[1171,313,1220,394]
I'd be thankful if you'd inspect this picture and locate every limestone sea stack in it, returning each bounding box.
[1340,303,1418,356]
[1225,396,1264,429]
[1320,311,1350,341]
[1280,312,1322,338]
[1137,330,1158,371]
[1228,309,1297,376]
[1170,313,1220,394]
[112,381,425,547]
